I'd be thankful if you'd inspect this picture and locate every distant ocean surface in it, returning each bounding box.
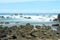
[0,13,59,15]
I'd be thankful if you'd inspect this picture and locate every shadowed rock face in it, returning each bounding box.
[58,14,60,21]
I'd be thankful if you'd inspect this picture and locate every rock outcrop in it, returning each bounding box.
[0,23,60,40]
[58,14,60,21]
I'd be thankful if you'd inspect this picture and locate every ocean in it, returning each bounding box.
[0,13,60,31]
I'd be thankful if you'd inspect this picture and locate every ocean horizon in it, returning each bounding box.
[0,13,59,15]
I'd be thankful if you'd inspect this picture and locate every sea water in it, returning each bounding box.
[0,13,60,31]
[0,14,59,25]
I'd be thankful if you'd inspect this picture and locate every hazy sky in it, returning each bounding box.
[0,0,60,13]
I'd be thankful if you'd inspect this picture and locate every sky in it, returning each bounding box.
[0,0,60,13]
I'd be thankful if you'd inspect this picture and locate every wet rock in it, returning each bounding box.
[20,16,23,17]
[53,18,58,21]
[24,17,27,19]
[0,25,3,27]
[21,33,26,38]
[24,17,31,19]
[30,33,37,37]
[27,17,31,19]
[30,30,38,37]
[0,23,60,40]
[35,25,41,29]
[15,14,18,16]
[25,35,31,39]
[43,33,47,35]
[3,39,8,40]
[56,32,60,34]
[5,22,9,24]
[52,24,59,26]
[41,36,45,39]
[0,16,5,18]
[0,30,5,33]
[26,23,31,26]
[11,35,17,39]
[21,24,34,33]
[0,22,4,24]
[19,25,25,29]
[58,14,60,21]
[0,34,7,38]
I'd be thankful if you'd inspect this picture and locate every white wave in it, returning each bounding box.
[0,14,58,22]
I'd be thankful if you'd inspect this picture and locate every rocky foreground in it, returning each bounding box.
[0,23,60,40]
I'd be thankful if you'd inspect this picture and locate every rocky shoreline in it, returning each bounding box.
[0,23,60,40]
[0,14,60,40]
